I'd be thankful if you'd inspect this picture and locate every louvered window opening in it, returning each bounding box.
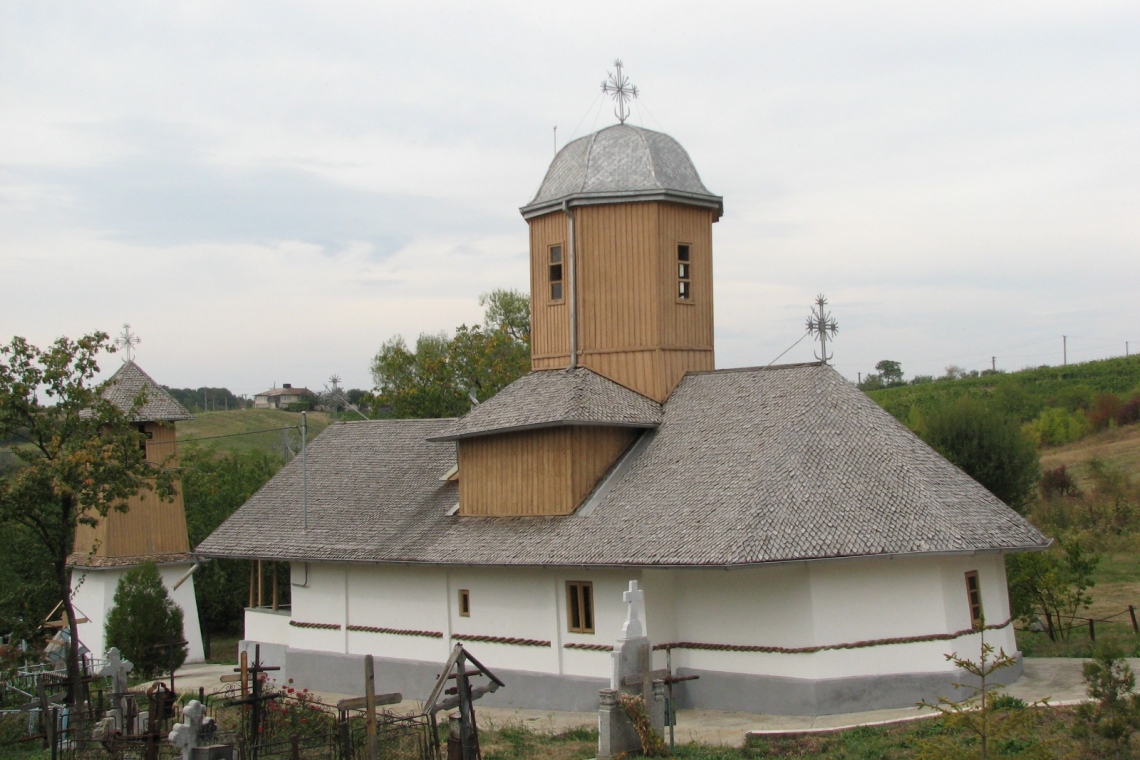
[549,245,564,301]
[677,243,692,300]
[965,571,983,629]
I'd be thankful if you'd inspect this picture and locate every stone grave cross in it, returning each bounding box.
[169,699,206,760]
[621,581,644,639]
[99,647,134,729]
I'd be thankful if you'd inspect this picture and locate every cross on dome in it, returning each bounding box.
[601,60,639,125]
[114,323,141,362]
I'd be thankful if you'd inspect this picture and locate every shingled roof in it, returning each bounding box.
[103,361,193,422]
[430,368,662,441]
[520,124,723,220]
[196,364,1047,567]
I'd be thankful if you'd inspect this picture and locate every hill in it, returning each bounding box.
[177,408,332,456]
[866,355,1140,424]
[1041,424,1140,488]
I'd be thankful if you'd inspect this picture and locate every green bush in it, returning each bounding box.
[916,398,1040,512]
[1024,407,1091,448]
[104,562,187,679]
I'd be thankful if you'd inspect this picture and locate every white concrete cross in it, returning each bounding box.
[621,580,645,639]
[99,647,133,695]
[169,699,206,760]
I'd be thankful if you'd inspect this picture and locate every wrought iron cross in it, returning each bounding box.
[806,294,838,365]
[114,323,141,362]
[601,60,639,125]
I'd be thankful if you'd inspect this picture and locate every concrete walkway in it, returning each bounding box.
[149,657,1111,747]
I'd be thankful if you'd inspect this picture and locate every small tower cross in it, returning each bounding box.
[601,60,639,125]
[806,294,839,365]
[621,580,645,638]
[114,323,141,362]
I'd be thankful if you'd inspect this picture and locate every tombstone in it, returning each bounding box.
[597,581,666,760]
[169,699,206,760]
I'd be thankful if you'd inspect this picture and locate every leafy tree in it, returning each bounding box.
[916,397,1039,512]
[1006,539,1099,641]
[0,333,175,704]
[180,446,282,635]
[875,360,904,386]
[104,562,186,679]
[479,288,531,342]
[0,521,56,645]
[371,290,531,419]
[1023,407,1091,448]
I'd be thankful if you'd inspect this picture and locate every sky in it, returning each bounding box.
[2,1,1138,396]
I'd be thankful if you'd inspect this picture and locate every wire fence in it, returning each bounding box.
[1014,604,1140,642]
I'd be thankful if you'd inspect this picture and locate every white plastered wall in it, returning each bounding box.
[70,564,204,664]
[270,554,1019,685]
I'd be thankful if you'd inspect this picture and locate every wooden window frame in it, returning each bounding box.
[548,244,565,303]
[676,243,693,303]
[566,580,595,634]
[965,571,983,629]
[458,589,471,617]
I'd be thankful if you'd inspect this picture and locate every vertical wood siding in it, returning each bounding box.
[458,426,637,516]
[529,212,570,367]
[72,421,191,559]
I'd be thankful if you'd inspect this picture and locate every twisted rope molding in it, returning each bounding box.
[451,633,551,648]
[289,620,342,631]
[651,618,1013,655]
[563,643,614,652]
[347,624,444,639]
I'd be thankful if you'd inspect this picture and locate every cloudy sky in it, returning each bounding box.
[2,1,1137,395]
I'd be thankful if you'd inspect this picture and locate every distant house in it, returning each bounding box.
[253,384,316,410]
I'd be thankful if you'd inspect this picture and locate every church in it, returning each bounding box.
[197,108,1048,715]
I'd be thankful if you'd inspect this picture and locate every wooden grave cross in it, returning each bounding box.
[222,645,281,760]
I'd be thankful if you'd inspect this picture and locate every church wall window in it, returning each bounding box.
[964,571,983,628]
[549,244,564,301]
[566,580,594,634]
[677,244,692,301]
[459,589,470,617]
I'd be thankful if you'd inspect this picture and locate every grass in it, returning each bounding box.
[204,633,242,665]
[1041,424,1140,490]
[176,408,332,456]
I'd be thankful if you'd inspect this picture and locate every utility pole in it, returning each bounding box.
[301,411,308,531]
[857,372,862,385]
[1128,341,1131,358]
[1063,335,1067,366]
[992,356,996,372]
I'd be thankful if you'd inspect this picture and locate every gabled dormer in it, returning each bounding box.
[429,368,661,516]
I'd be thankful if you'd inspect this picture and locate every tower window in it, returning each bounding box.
[549,245,564,301]
[137,424,153,453]
[677,244,692,301]
[566,581,594,634]
[965,571,983,628]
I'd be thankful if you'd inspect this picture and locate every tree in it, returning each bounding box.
[180,446,282,635]
[916,397,1040,512]
[0,333,174,704]
[371,290,531,418]
[104,562,186,679]
[875,360,904,386]
[1006,538,1099,640]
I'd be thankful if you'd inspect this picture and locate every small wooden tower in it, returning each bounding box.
[520,123,722,402]
[70,359,205,663]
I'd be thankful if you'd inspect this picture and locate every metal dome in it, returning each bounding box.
[520,124,722,220]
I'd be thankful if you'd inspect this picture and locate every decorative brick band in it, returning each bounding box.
[451,633,551,648]
[347,625,444,639]
[289,620,342,631]
[652,618,1013,655]
[563,643,614,652]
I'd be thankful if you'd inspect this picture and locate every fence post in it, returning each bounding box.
[291,735,300,760]
[339,718,352,760]
[1130,605,1138,635]
[1089,618,1096,641]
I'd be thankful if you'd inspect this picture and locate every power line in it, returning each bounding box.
[177,425,299,444]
